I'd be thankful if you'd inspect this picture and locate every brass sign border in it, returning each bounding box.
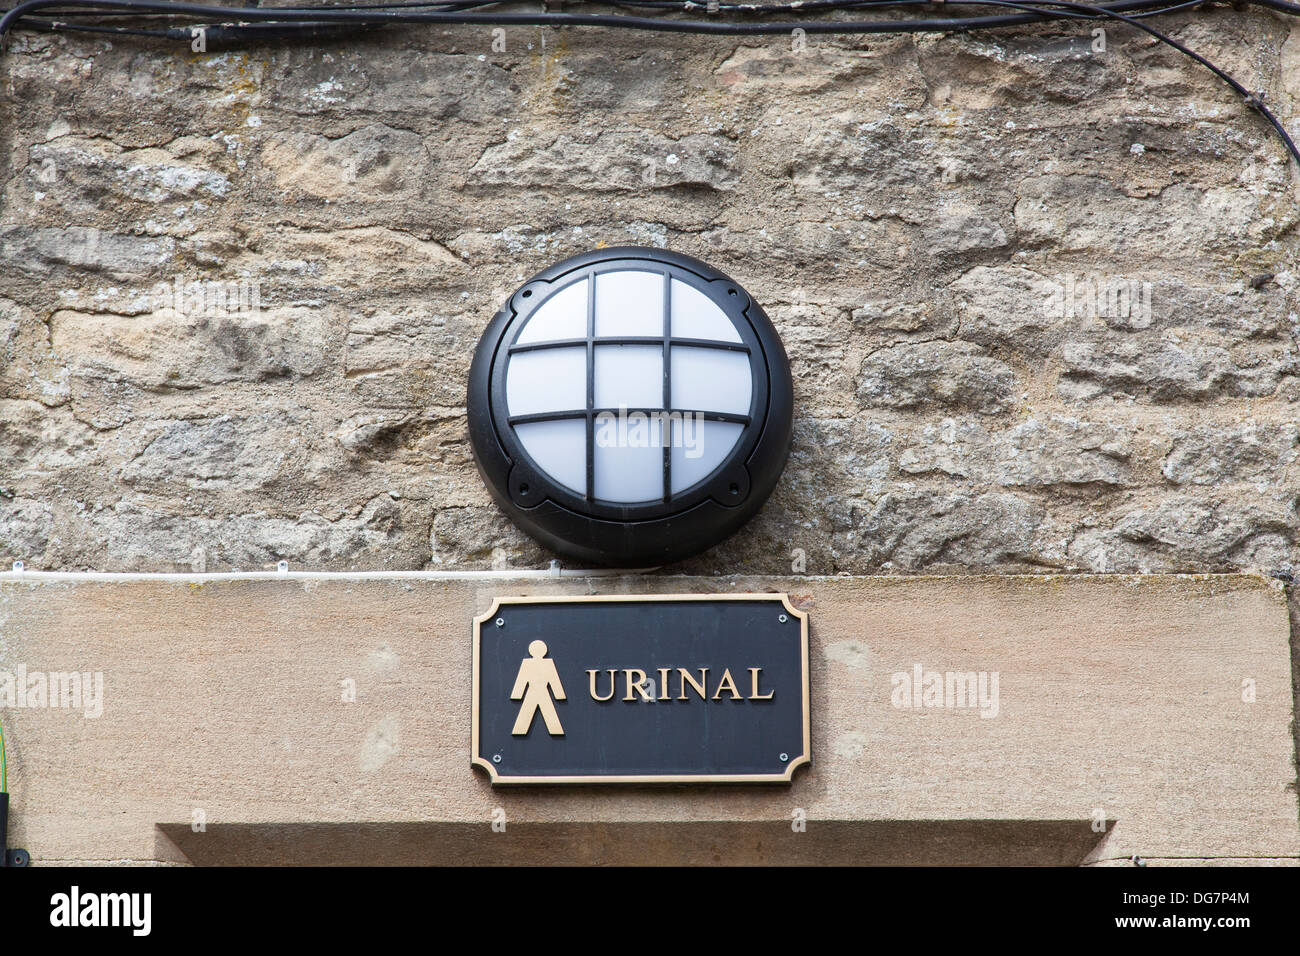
[471,592,811,785]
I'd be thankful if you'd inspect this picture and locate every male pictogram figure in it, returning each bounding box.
[511,640,566,736]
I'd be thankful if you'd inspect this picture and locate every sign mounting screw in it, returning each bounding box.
[495,618,505,628]
[492,754,502,763]
[778,614,787,623]
[779,752,789,762]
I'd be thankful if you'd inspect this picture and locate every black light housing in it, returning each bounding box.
[467,247,793,567]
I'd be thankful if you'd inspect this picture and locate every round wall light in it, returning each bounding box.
[467,247,793,567]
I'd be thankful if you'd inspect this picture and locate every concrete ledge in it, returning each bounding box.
[0,572,1295,865]
[155,820,1107,866]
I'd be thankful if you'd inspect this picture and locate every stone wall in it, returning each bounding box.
[2,11,1299,577]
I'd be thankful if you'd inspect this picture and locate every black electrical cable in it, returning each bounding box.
[4,0,1296,31]
[0,718,27,867]
[21,14,180,31]
[8,0,1225,53]
[0,0,1295,167]
[0,0,1161,12]
[960,0,1300,165]
[17,0,1214,18]
[0,0,1213,39]
[273,0,1203,13]
[23,15,386,38]
[3,0,1216,38]
[10,0,1222,56]
[0,718,9,866]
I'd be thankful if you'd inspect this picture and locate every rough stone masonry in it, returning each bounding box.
[1,10,1299,580]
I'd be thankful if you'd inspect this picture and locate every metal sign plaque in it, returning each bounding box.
[472,594,811,784]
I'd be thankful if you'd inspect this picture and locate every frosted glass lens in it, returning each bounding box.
[514,419,587,496]
[594,414,663,503]
[594,345,663,410]
[671,419,744,494]
[515,279,588,344]
[670,347,752,415]
[594,270,664,337]
[670,279,742,342]
[501,267,763,507]
[506,348,587,416]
